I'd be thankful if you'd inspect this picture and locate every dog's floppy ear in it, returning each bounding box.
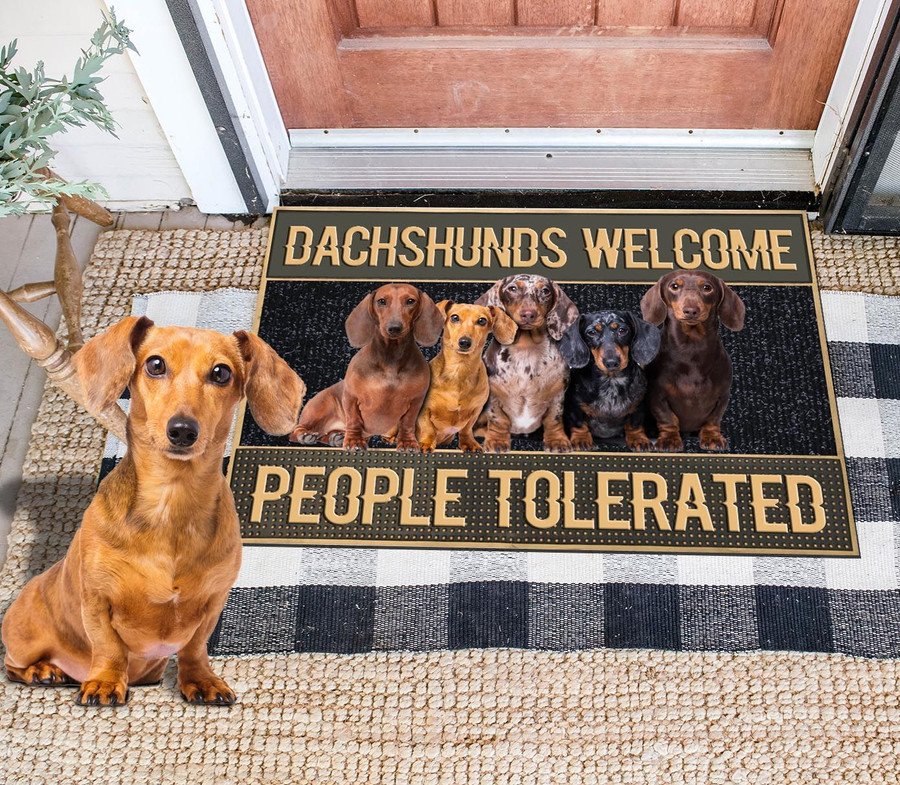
[546,281,579,342]
[626,312,662,367]
[718,282,746,332]
[414,290,444,347]
[345,292,377,348]
[436,299,455,320]
[75,316,153,412]
[488,306,518,345]
[234,331,306,435]
[640,275,670,326]
[475,277,508,309]
[558,316,591,369]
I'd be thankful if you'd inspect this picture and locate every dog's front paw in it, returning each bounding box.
[343,434,368,452]
[625,431,652,452]
[699,428,727,452]
[655,431,684,452]
[289,428,321,445]
[571,432,594,451]
[459,439,483,453]
[395,437,421,452]
[77,678,129,707]
[483,438,511,453]
[544,437,572,453]
[180,674,236,706]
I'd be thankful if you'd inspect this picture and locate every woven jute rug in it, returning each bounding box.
[0,226,898,784]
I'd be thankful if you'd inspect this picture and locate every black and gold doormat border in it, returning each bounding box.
[229,208,857,557]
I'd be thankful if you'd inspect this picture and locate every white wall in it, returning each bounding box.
[1,0,192,210]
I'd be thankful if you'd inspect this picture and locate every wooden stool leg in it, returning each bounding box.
[51,200,85,352]
[39,168,115,227]
[0,291,127,441]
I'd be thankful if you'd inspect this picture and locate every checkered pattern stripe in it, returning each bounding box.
[103,290,900,658]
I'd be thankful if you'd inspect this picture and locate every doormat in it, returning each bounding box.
[229,208,855,557]
[83,228,897,657]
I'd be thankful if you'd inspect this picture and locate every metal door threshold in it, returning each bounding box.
[287,129,816,193]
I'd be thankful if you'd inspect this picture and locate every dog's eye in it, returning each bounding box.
[618,327,629,335]
[210,364,232,385]
[450,314,460,322]
[376,298,387,306]
[669,283,680,291]
[406,298,416,306]
[476,317,487,326]
[541,286,551,296]
[506,285,518,292]
[145,356,166,377]
[702,284,713,292]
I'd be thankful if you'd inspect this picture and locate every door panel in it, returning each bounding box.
[247,0,859,130]
[436,0,516,26]
[518,1,595,26]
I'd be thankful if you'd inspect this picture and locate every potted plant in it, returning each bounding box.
[0,9,135,440]
[0,8,134,216]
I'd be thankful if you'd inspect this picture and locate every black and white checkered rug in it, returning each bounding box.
[101,289,899,658]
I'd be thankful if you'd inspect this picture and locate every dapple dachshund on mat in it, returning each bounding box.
[475,274,581,452]
[641,270,746,451]
[2,317,306,706]
[561,310,661,451]
[290,283,443,451]
[413,300,517,452]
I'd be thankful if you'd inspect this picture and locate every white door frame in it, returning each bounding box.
[139,0,891,207]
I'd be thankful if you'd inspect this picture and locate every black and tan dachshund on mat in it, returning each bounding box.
[561,310,661,451]
[290,283,443,451]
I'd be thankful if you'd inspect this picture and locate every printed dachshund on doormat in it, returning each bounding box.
[641,270,746,451]
[413,300,517,452]
[290,283,443,451]
[561,310,661,451]
[475,274,582,453]
[2,318,305,706]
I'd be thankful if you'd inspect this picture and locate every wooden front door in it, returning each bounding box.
[247,0,859,130]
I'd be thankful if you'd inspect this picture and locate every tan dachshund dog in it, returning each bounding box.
[290,283,443,451]
[2,317,305,706]
[414,301,517,452]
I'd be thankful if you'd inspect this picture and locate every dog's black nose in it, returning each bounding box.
[604,356,621,369]
[682,306,700,319]
[387,323,403,336]
[458,336,472,350]
[167,417,199,448]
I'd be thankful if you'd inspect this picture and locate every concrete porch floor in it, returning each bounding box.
[0,207,267,566]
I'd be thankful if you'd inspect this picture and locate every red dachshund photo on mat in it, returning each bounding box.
[475,274,581,452]
[561,310,661,451]
[290,283,443,451]
[2,318,306,706]
[410,300,517,452]
[641,270,745,451]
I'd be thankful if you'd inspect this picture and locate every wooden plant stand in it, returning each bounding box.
[0,177,127,440]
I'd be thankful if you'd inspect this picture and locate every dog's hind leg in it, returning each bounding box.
[290,383,345,445]
[3,569,86,688]
[6,661,77,687]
